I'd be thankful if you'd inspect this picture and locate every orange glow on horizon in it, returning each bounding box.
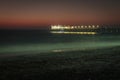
[0,19,51,27]
[0,16,119,29]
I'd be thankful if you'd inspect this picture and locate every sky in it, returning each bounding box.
[0,0,120,29]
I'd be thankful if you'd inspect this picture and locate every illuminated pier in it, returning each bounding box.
[51,25,99,30]
[50,25,120,35]
[50,25,99,35]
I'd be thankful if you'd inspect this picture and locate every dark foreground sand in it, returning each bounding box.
[0,46,120,80]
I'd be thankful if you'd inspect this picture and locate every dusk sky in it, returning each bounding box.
[0,0,120,28]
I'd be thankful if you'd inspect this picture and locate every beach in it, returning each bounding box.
[0,46,120,80]
[0,30,120,80]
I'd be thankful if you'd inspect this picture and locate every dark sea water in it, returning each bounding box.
[0,29,120,54]
[0,29,120,80]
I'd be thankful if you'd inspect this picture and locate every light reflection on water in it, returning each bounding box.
[50,31,97,35]
[0,34,120,53]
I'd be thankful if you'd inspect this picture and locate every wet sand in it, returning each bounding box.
[0,46,120,80]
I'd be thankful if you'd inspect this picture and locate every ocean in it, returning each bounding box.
[0,29,120,80]
[0,29,120,54]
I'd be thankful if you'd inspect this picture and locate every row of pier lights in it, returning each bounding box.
[51,25,100,30]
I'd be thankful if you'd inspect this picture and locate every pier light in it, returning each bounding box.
[64,26,68,29]
[96,25,99,28]
[88,25,91,28]
[71,26,74,29]
[51,25,58,30]
[85,26,87,28]
[51,25,63,30]
[78,26,80,28]
[81,25,84,28]
[92,25,95,28]
[67,26,71,29]
[75,26,77,29]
